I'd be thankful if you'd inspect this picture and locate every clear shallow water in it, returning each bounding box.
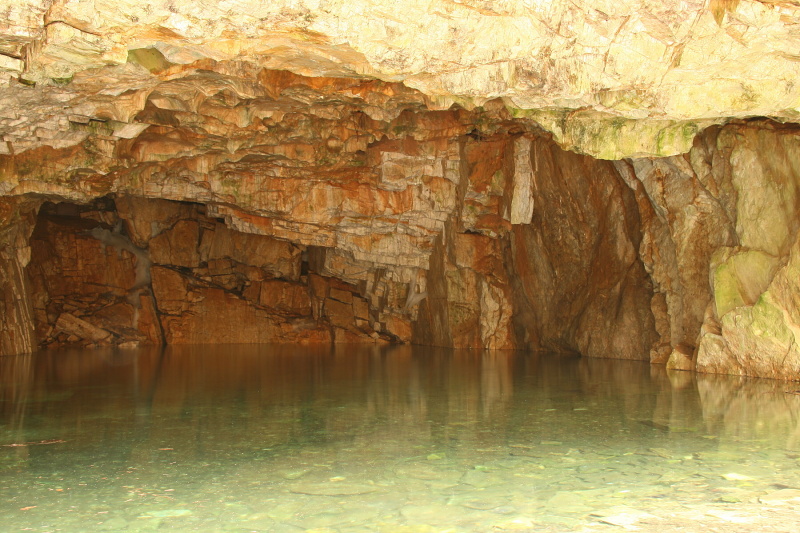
[1,345,800,532]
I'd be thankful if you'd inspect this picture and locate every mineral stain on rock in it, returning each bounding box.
[2,1,800,380]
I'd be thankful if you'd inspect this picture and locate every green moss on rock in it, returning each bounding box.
[713,249,781,317]
[507,106,718,159]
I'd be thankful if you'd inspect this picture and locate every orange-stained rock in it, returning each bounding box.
[149,219,201,268]
[453,233,504,276]
[151,266,330,345]
[132,290,163,345]
[333,327,380,344]
[0,68,741,371]
[115,196,199,248]
[308,273,330,300]
[148,267,186,316]
[416,224,516,351]
[325,297,355,329]
[461,136,511,237]
[510,137,658,360]
[29,216,137,299]
[254,280,312,316]
[0,197,38,356]
[382,314,413,343]
[198,220,303,280]
[353,297,370,321]
[26,202,162,348]
[616,136,738,363]
[329,287,353,304]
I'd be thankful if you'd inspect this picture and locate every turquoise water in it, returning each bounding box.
[1,345,800,532]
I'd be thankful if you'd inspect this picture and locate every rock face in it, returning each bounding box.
[2,69,800,381]
[0,197,37,356]
[27,201,161,348]
[625,121,800,379]
[0,71,668,360]
[3,2,800,380]
[690,123,800,380]
[510,138,658,360]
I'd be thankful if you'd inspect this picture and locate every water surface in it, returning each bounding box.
[1,345,799,532]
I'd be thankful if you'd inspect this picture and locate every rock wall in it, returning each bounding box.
[26,197,385,348]
[625,121,800,380]
[0,197,37,356]
[0,69,665,359]
[510,138,658,360]
[3,69,800,380]
[27,200,161,348]
[691,123,800,380]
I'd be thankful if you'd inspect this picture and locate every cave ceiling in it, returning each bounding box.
[1,0,800,159]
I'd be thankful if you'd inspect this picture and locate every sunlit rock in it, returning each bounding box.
[3,1,800,158]
[692,122,800,379]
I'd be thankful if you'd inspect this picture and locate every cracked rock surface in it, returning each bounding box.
[2,1,800,158]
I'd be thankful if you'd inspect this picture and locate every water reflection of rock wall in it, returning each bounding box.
[0,346,523,461]
[697,374,800,450]
[4,347,800,466]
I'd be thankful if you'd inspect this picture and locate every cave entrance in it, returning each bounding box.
[25,195,384,350]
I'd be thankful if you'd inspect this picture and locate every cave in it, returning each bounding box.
[3,1,800,530]
[5,104,800,380]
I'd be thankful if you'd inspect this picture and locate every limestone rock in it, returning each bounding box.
[711,248,782,317]
[696,235,800,380]
[510,137,534,225]
[149,219,201,268]
[602,120,800,378]
[1,1,800,158]
[412,133,519,351]
[247,280,312,316]
[18,191,414,349]
[3,46,800,382]
[26,209,160,347]
[510,137,658,360]
[115,196,198,247]
[459,135,512,238]
[692,122,800,379]
[666,345,695,372]
[54,312,112,343]
[618,148,737,363]
[150,266,331,345]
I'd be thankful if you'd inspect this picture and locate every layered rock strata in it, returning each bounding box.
[0,68,659,358]
[1,65,800,380]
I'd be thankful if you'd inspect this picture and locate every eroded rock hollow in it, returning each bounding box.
[7,91,662,357]
[3,0,800,380]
